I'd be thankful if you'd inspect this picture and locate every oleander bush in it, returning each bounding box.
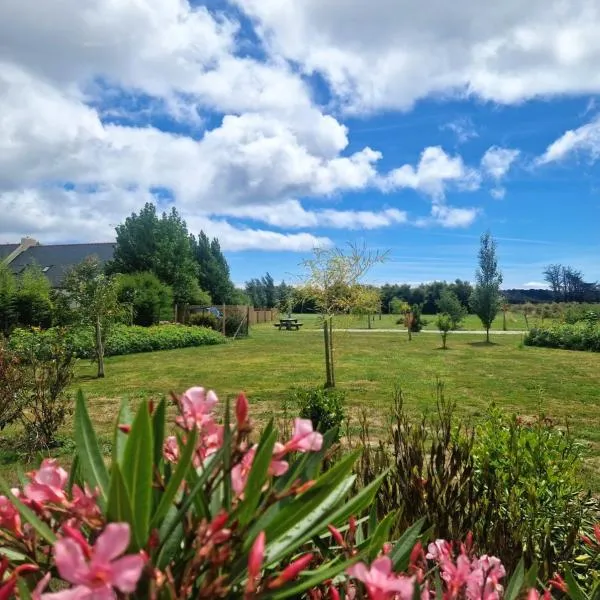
[525,323,600,352]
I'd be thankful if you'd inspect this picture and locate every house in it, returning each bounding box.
[0,237,115,288]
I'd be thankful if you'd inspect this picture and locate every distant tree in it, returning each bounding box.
[299,243,386,388]
[109,203,200,309]
[63,257,122,378]
[470,231,503,343]
[192,232,235,305]
[245,278,267,308]
[0,263,17,336]
[448,279,473,310]
[543,264,563,301]
[436,289,467,330]
[262,273,277,309]
[15,264,53,328]
[389,297,410,315]
[116,272,173,326]
[543,264,591,302]
[349,285,381,329]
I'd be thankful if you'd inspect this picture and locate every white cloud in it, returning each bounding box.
[490,187,506,199]
[381,146,480,198]
[481,146,520,180]
[537,116,600,164]
[430,203,480,228]
[221,201,408,230]
[442,118,478,143]
[235,0,600,112]
[523,281,549,289]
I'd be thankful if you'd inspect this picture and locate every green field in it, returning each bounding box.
[3,321,599,486]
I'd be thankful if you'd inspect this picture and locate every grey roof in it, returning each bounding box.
[8,243,115,287]
[0,244,18,261]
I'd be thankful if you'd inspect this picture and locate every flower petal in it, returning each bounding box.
[54,539,89,586]
[109,555,145,593]
[92,523,130,564]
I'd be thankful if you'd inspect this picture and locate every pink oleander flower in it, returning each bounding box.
[282,419,323,453]
[163,436,180,463]
[24,459,68,505]
[193,420,224,466]
[37,523,145,599]
[465,555,506,600]
[70,485,101,521]
[176,387,218,431]
[236,392,249,428]
[426,539,452,562]
[0,495,21,535]
[231,445,289,496]
[268,553,314,589]
[347,556,415,600]
[246,531,266,595]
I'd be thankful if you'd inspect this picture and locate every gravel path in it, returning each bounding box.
[306,328,525,335]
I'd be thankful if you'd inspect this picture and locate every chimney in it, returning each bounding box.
[2,237,39,265]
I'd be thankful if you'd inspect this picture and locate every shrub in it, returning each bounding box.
[189,311,220,330]
[291,386,346,438]
[116,272,173,326]
[223,311,248,337]
[9,323,226,359]
[525,323,600,352]
[0,262,17,336]
[0,340,28,430]
[14,264,53,329]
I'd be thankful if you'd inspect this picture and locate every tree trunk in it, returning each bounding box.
[503,309,507,331]
[367,314,371,329]
[442,332,447,349]
[323,319,333,388]
[486,327,490,343]
[95,317,105,378]
[524,313,529,331]
[329,317,335,387]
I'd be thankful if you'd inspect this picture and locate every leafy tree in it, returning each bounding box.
[63,256,122,378]
[436,313,453,349]
[245,278,267,308]
[191,232,234,305]
[349,284,381,329]
[0,263,17,336]
[389,297,410,315]
[470,231,503,343]
[15,264,53,328]
[109,203,199,308]
[262,272,277,308]
[448,279,473,309]
[116,272,173,326]
[299,243,386,387]
[543,264,591,302]
[436,290,467,330]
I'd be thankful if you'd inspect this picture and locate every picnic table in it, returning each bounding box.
[274,317,304,331]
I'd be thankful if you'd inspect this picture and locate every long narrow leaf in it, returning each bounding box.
[222,397,232,511]
[74,389,109,506]
[367,511,396,560]
[0,476,56,544]
[151,429,197,528]
[122,402,153,547]
[106,464,135,545]
[152,398,166,468]
[17,578,33,600]
[237,423,276,526]
[565,569,588,600]
[113,399,133,466]
[504,557,525,600]
[389,518,426,571]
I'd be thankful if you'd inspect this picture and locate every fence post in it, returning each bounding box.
[247,305,251,335]
[222,304,226,336]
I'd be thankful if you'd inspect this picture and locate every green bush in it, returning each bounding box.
[188,312,219,330]
[525,323,600,352]
[116,272,173,326]
[9,323,226,358]
[290,386,346,438]
[223,312,248,337]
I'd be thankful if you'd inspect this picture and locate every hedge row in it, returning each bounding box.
[9,324,226,358]
[524,323,600,352]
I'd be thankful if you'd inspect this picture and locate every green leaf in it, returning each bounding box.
[237,423,276,526]
[565,568,588,600]
[222,397,232,511]
[156,506,184,569]
[504,557,525,600]
[525,561,538,588]
[17,578,32,600]
[152,398,167,468]
[0,476,56,544]
[367,511,396,560]
[434,569,444,599]
[106,464,135,543]
[122,401,153,548]
[113,398,133,466]
[74,389,109,507]
[389,518,426,571]
[67,454,80,493]
[151,429,197,528]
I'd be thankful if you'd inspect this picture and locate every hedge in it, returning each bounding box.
[524,323,600,352]
[9,324,226,358]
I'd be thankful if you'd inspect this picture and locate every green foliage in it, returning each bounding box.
[436,313,453,348]
[525,323,600,352]
[471,231,503,341]
[472,408,595,578]
[109,203,199,305]
[116,271,173,326]
[14,264,53,328]
[291,387,346,438]
[0,262,17,335]
[436,289,467,330]
[9,324,226,358]
[188,312,220,329]
[0,339,28,430]
[389,297,410,315]
[223,312,248,337]
[192,230,235,304]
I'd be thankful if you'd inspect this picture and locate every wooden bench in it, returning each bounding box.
[274,321,304,331]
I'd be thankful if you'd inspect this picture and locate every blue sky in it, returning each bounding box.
[1,0,599,288]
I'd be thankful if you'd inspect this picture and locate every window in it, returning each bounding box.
[42,266,51,273]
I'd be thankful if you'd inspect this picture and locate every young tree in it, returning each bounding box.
[470,231,503,343]
[299,243,386,387]
[349,285,381,329]
[436,313,453,349]
[115,272,173,326]
[436,290,467,330]
[15,264,53,328]
[63,257,122,378]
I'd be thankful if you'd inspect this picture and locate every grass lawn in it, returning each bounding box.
[3,323,599,487]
